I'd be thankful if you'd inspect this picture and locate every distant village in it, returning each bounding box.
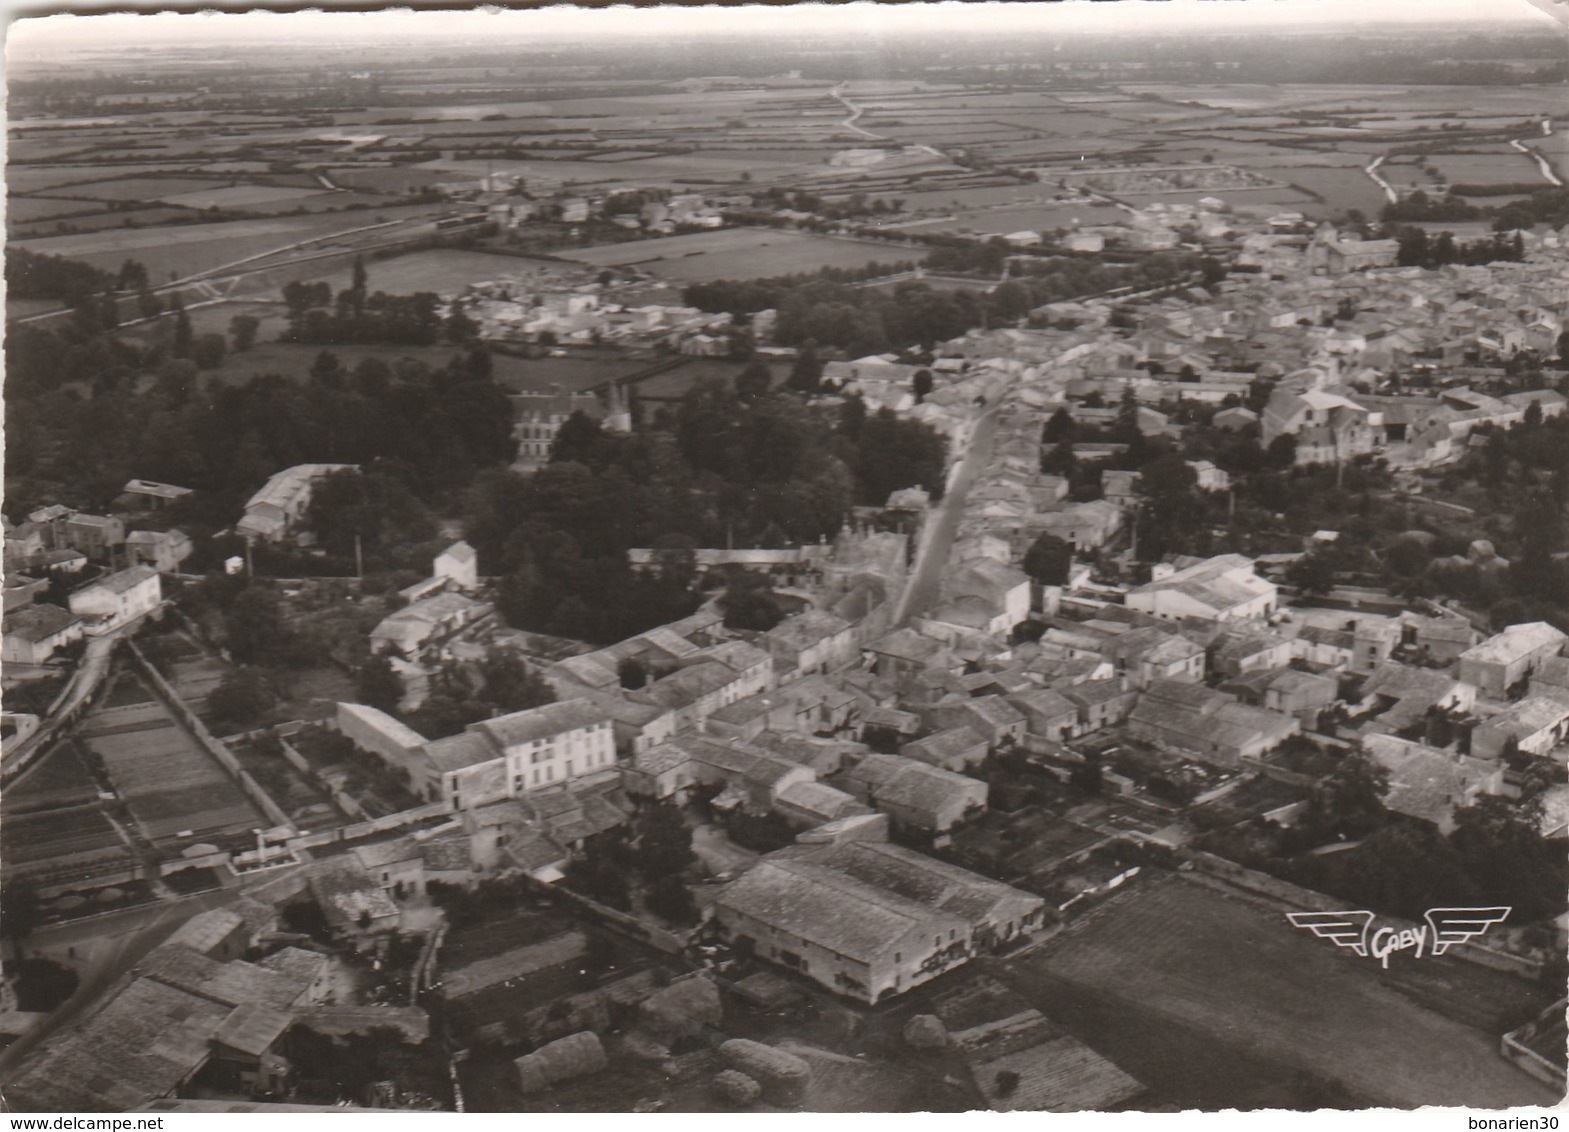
[5,161,1569,1114]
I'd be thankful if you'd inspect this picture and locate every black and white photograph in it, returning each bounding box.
[0,0,1566,1118]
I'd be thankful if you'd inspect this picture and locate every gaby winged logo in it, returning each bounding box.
[1287,907,1511,968]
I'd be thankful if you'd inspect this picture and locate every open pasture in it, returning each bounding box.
[556,227,924,281]
[1001,874,1557,1110]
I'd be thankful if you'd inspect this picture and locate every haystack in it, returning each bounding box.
[514,1030,607,1094]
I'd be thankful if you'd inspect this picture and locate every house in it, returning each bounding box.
[1126,680,1300,767]
[511,391,607,470]
[336,702,430,785]
[369,591,488,657]
[68,565,161,631]
[1101,626,1206,689]
[1402,614,1481,664]
[1458,622,1568,699]
[629,643,774,732]
[708,836,1046,1003]
[1363,734,1503,834]
[1060,679,1136,735]
[236,464,355,543]
[125,529,193,574]
[1125,554,1276,623]
[929,695,1029,749]
[622,734,812,810]
[865,628,964,682]
[704,690,815,742]
[761,610,857,681]
[841,753,987,834]
[1,603,84,665]
[1224,666,1338,725]
[1259,388,1377,466]
[1005,687,1079,745]
[308,859,401,950]
[62,513,126,560]
[1470,696,1569,761]
[1356,661,1476,733]
[117,479,194,512]
[931,560,1031,637]
[434,540,479,590]
[420,698,618,809]
[900,726,989,773]
[1033,500,1123,553]
[1209,626,1294,678]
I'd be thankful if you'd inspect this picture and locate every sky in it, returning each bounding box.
[6,0,1563,58]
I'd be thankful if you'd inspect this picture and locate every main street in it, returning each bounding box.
[892,402,1003,628]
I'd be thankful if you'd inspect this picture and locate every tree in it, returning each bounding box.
[912,369,934,404]
[787,340,823,394]
[191,332,227,370]
[634,802,696,878]
[994,1071,1021,1099]
[0,883,42,960]
[445,299,477,344]
[1287,549,1337,597]
[229,314,260,353]
[1114,382,1141,443]
[718,568,786,632]
[854,409,947,505]
[170,294,193,358]
[838,392,868,440]
[735,358,771,402]
[1301,753,1388,842]
[208,666,278,727]
[356,654,403,714]
[645,874,699,925]
[1042,406,1075,444]
[550,411,610,468]
[1022,532,1072,586]
[618,656,648,689]
[1450,795,1568,921]
[477,650,556,714]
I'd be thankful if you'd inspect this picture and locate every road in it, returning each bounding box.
[1509,135,1562,187]
[1363,155,1398,205]
[830,82,882,141]
[892,404,1003,628]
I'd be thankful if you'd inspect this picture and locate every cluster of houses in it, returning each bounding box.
[1,481,192,667]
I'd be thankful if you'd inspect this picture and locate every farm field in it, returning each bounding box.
[632,356,783,401]
[2,741,101,812]
[897,203,1127,237]
[157,184,334,209]
[10,203,445,278]
[1426,151,1546,185]
[305,248,566,296]
[555,227,925,281]
[75,694,263,848]
[0,805,129,871]
[998,874,1557,1110]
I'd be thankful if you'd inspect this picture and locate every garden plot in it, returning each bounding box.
[77,697,262,846]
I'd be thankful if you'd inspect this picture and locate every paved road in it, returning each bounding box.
[893,405,1003,628]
